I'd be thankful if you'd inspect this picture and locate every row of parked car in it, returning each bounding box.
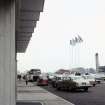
[51,74,95,91]
[36,72,105,91]
[51,73,105,91]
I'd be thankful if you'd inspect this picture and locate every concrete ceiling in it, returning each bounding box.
[16,0,45,53]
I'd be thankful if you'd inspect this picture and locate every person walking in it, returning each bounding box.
[25,74,28,86]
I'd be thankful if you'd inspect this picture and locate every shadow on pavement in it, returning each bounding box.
[16,102,42,105]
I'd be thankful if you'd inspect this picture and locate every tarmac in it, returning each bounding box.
[17,81,74,105]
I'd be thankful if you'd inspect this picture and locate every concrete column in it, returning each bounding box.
[0,0,16,105]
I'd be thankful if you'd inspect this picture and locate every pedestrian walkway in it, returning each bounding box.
[17,81,74,105]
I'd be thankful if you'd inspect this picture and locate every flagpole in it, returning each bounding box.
[77,42,79,67]
[75,43,77,67]
[72,45,73,68]
[70,35,83,69]
[70,39,76,68]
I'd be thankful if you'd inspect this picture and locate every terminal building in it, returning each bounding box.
[0,0,45,105]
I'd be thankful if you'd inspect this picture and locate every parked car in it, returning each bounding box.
[37,74,48,86]
[56,75,92,91]
[51,74,63,88]
[47,75,54,84]
[95,73,105,83]
[82,75,96,86]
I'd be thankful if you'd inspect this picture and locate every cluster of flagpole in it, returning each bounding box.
[69,35,83,68]
[70,35,83,46]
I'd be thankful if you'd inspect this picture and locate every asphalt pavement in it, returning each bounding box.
[42,83,105,105]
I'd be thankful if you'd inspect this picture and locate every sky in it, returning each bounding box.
[17,0,105,73]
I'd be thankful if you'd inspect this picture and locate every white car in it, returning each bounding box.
[82,75,96,86]
[69,75,92,91]
[95,73,105,83]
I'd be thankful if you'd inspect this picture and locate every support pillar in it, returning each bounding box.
[0,0,16,105]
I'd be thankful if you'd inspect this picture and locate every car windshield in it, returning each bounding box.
[56,77,62,80]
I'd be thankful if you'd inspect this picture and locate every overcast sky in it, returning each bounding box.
[17,0,105,73]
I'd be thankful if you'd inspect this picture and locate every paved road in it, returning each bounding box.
[42,83,105,105]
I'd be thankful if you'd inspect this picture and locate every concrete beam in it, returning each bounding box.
[19,20,37,28]
[20,11,40,21]
[16,35,31,39]
[16,32,32,37]
[18,27,34,33]
[21,0,45,12]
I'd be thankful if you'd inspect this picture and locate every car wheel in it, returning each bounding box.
[52,83,55,88]
[56,85,61,90]
[57,87,61,90]
[97,81,101,84]
[84,87,88,92]
[93,84,95,87]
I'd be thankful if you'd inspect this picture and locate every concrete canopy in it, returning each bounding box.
[16,0,45,53]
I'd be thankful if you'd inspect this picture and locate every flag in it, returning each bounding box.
[75,37,79,43]
[70,40,72,45]
[78,35,83,43]
[70,35,83,46]
[70,39,76,46]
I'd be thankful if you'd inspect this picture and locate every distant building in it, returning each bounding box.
[86,68,96,74]
[55,69,71,75]
[71,67,86,74]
